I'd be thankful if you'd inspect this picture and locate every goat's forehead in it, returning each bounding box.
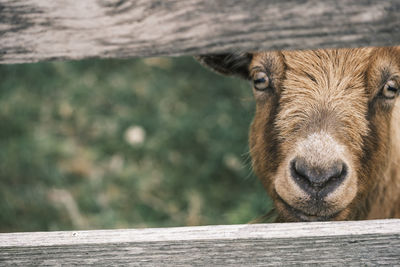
[253,48,372,79]
[252,48,376,96]
[282,48,372,70]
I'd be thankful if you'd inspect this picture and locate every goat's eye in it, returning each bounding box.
[382,79,399,99]
[253,72,269,91]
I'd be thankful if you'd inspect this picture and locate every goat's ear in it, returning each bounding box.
[195,53,252,80]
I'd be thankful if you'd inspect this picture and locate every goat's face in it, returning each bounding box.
[197,47,400,222]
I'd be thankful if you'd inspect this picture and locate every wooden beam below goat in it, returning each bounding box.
[0,219,399,265]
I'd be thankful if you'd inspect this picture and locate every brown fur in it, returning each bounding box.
[196,47,400,222]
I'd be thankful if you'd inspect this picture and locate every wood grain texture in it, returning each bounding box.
[1,0,400,64]
[1,219,399,265]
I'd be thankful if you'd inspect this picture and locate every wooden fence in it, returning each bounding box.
[1,0,400,265]
[1,0,400,63]
[1,219,400,265]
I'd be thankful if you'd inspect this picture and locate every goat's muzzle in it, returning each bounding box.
[274,132,357,221]
[290,157,348,200]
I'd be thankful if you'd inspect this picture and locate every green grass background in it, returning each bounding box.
[0,57,272,232]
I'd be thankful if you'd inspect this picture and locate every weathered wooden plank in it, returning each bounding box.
[0,219,399,266]
[0,0,400,64]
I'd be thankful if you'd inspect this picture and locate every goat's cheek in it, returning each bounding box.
[250,102,279,192]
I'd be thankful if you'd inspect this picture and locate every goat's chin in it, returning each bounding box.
[274,194,348,222]
[273,186,356,222]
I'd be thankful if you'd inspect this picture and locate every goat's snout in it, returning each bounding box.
[275,132,356,219]
[290,157,347,198]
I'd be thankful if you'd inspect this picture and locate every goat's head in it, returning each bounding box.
[197,47,400,222]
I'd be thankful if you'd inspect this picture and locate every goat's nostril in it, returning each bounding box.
[290,158,347,197]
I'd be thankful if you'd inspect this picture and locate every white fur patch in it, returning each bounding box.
[295,132,347,170]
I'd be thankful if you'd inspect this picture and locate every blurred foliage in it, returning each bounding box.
[0,57,272,232]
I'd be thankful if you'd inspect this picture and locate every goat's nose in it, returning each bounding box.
[290,157,347,198]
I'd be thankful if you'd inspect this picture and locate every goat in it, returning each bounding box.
[197,47,400,222]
